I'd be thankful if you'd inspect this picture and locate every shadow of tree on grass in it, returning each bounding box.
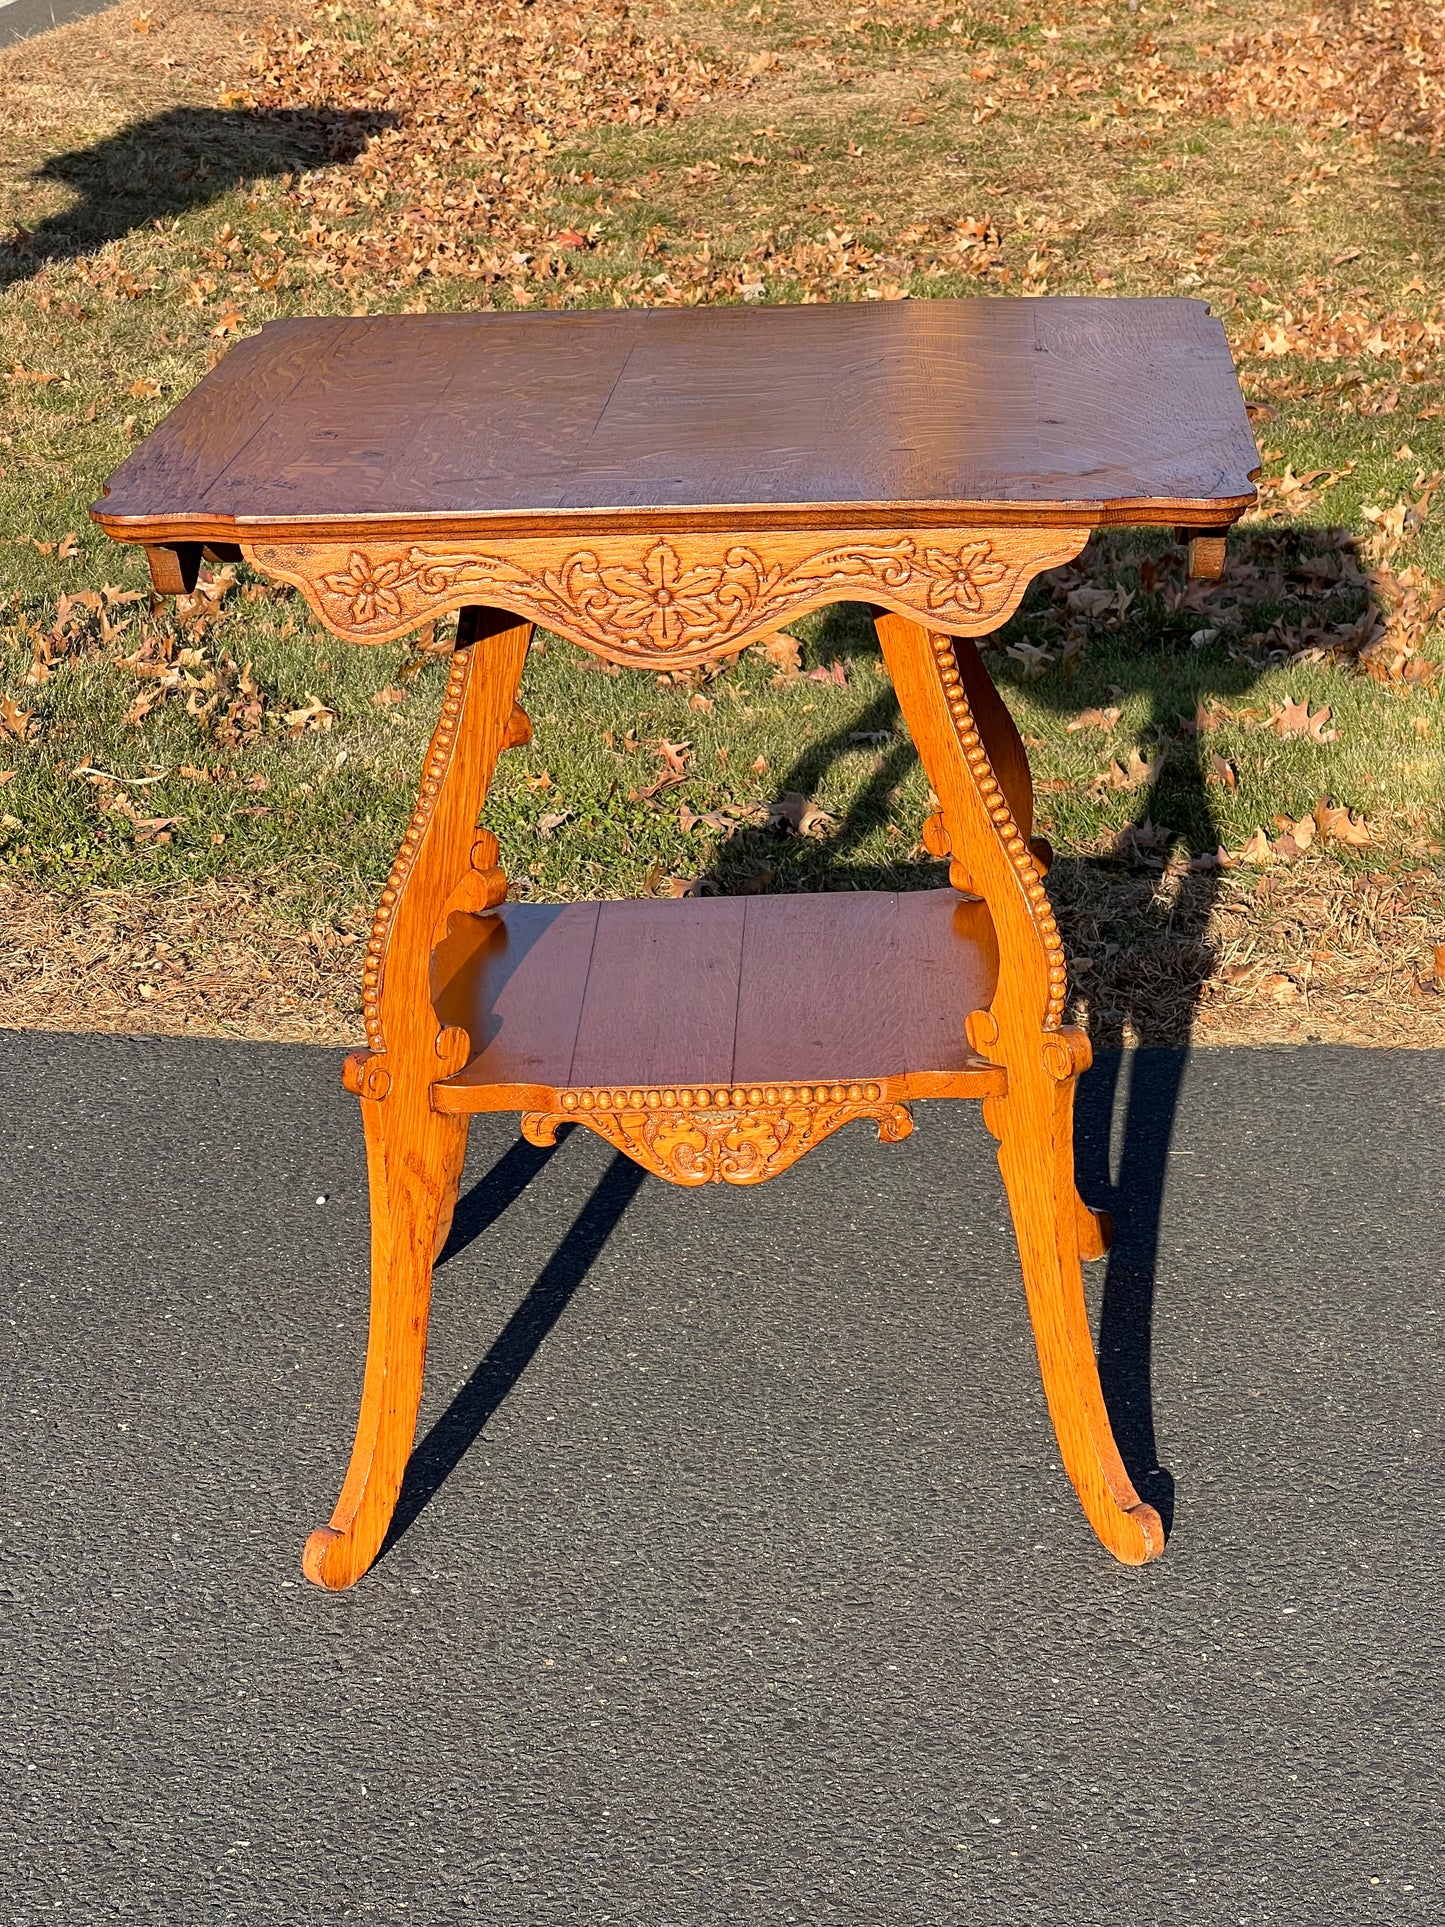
[2,104,391,289]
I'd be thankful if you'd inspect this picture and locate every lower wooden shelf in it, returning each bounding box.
[429,886,1005,1115]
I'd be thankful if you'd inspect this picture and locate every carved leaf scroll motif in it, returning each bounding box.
[522,1081,914,1186]
[247,527,1089,668]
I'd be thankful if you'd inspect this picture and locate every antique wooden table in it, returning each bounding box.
[93,298,1257,1588]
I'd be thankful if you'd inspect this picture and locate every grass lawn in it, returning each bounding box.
[1,0,1443,1043]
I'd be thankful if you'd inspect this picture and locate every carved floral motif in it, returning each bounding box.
[522,1080,914,1186]
[248,526,1088,667]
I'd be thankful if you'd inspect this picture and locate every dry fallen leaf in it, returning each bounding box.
[767,791,836,839]
[1111,818,1171,858]
[1313,796,1371,846]
[1270,811,1317,860]
[0,696,36,742]
[536,810,572,838]
[760,634,801,679]
[283,694,335,734]
[656,739,691,775]
[1257,972,1301,1003]
[1208,753,1237,790]
[1067,706,1122,732]
[1096,747,1163,793]
[1271,695,1338,743]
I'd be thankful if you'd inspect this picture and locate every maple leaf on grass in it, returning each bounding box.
[1110,819,1171,861]
[0,696,37,742]
[1270,812,1317,861]
[1234,828,1274,867]
[763,791,836,839]
[1208,753,1237,790]
[1093,747,1164,795]
[758,634,801,680]
[1271,695,1338,743]
[283,694,335,735]
[1313,797,1371,847]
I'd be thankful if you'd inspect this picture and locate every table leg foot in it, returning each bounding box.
[995,1082,1162,1566]
[303,1080,469,1592]
[1076,1198,1113,1262]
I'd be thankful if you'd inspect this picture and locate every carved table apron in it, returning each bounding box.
[92,298,1259,1588]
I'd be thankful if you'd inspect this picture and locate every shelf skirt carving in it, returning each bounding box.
[244,525,1091,668]
[521,1080,915,1186]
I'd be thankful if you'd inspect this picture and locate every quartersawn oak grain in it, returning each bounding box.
[89,299,1258,1590]
[92,299,1259,544]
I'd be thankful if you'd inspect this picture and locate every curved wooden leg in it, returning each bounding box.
[304,608,533,1591]
[304,1077,469,1589]
[876,607,1161,1565]
[985,1075,1159,1564]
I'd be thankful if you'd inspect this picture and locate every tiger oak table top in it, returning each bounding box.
[91,297,1260,544]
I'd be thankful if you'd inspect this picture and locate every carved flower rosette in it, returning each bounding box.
[244,525,1091,668]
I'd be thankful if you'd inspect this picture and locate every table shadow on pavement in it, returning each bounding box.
[0,1028,1440,1926]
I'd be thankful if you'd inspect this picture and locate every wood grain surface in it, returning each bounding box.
[92,300,1258,545]
[430,888,1001,1108]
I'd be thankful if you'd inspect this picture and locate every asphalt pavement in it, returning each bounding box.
[0,1030,1441,1924]
[0,0,114,49]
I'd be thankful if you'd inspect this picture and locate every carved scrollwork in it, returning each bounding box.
[521,1080,914,1186]
[244,525,1090,668]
